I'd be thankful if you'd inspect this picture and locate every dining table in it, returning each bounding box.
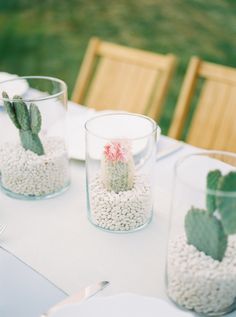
[0,101,235,317]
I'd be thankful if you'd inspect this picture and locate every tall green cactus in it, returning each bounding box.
[217,172,236,235]
[185,170,236,261]
[206,170,222,214]
[101,140,134,193]
[2,91,44,155]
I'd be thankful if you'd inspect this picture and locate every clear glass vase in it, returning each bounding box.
[166,151,236,316]
[0,76,70,199]
[85,112,160,233]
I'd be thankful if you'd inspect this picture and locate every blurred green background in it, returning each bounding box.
[0,0,235,134]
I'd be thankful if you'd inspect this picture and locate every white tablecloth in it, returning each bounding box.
[0,105,235,316]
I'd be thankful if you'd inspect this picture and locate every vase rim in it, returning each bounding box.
[85,112,160,141]
[175,150,236,197]
[0,75,67,102]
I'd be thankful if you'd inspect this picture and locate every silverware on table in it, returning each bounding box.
[41,280,109,317]
[156,141,183,161]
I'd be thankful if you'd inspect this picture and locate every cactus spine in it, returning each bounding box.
[185,170,236,261]
[101,140,134,193]
[2,91,44,155]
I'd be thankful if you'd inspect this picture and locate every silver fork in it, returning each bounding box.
[0,224,6,236]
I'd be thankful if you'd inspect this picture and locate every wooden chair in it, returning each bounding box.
[168,57,236,152]
[72,37,177,120]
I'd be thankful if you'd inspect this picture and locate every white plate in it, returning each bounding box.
[51,293,193,317]
[0,72,29,98]
[66,103,160,160]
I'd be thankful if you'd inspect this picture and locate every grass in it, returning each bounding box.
[0,0,235,134]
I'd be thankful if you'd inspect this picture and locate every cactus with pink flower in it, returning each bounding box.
[101,139,135,193]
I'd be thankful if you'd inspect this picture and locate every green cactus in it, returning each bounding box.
[102,160,134,193]
[13,96,31,130]
[185,170,236,261]
[101,140,134,193]
[30,103,42,134]
[185,207,227,261]
[217,171,236,235]
[206,169,222,214]
[2,91,44,155]
[2,91,21,129]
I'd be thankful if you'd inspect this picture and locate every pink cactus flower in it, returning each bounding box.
[104,140,130,162]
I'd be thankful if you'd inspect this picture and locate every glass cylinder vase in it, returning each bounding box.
[0,76,70,199]
[85,112,159,233]
[166,151,236,316]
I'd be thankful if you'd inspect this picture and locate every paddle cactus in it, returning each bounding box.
[206,169,222,214]
[185,207,227,261]
[101,140,134,193]
[2,91,44,155]
[185,170,236,261]
[217,172,236,235]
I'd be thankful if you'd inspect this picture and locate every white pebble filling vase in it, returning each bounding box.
[0,137,70,199]
[89,173,152,232]
[167,235,236,315]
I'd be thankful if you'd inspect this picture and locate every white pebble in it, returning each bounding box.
[0,137,70,197]
[89,173,152,232]
[167,234,236,314]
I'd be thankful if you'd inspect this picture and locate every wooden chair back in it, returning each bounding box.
[72,37,177,120]
[168,57,236,152]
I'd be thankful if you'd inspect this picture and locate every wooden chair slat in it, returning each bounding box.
[168,57,201,139]
[199,61,236,84]
[222,87,236,152]
[187,80,216,146]
[169,57,236,152]
[72,37,177,120]
[98,41,170,69]
[188,81,229,149]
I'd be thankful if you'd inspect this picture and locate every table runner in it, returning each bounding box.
[0,133,196,297]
